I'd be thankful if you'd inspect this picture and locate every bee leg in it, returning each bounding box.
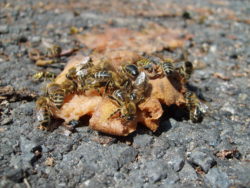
[63,120,79,131]
[103,81,111,96]
[37,125,48,131]
[108,108,121,120]
[96,88,102,96]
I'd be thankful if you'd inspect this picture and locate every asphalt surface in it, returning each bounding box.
[0,0,250,187]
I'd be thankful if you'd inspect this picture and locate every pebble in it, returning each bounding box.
[167,154,185,172]
[238,93,248,101]
[20,136,42,168]
[221,102,235,115]
[5,169,24,183]
[133,134,153,148]
[189,149,216,173]
[0,25,9,34]
[117,147,138,168]
[145,160,169,183]
[205,168,230,188]
[29,36,41,46]
[179,162,198,181]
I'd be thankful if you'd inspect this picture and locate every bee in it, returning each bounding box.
[108,89,126,104]
[46,45,62,58]
[75,57,94,81]
[94,71,113,82]
[32,71,56,81]
[28,48,42,61]
[36,96,52,130]
[60,79,77,95]
[108,89,137,121]
[121,64,139,80]
[46,82,65,109]
[136,58,163,78]
[184,91,208,123]
[161,58,174,76]
[130,72,149,104]
[66,67,77,81]
[76,56,93,70]
[83,70,114,93]
[115,64,140,91]
[176,61,193,81]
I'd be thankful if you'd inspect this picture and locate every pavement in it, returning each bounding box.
[0,0,250,187]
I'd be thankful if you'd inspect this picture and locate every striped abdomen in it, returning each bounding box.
[37,107,51,127]
[162,62,174,75]
[94,71,112,82]
[49,90,65,108]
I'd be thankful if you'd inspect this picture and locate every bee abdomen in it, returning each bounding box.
[37,107,51,127]
[94,71,112,81]
[162,63,174,75]
[113,89,126,102]
[190,106,203,123]
[50,93,65,108]
[124,64,139,79]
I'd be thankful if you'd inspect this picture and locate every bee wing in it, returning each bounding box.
[36,108,45,121]
[135,72,147,87]
[76,69,88,77]
[198,102,208,114]
[80,56,91,65]
[42,39,54,49]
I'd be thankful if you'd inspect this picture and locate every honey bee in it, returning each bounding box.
[176,61,193,81]
[46,45,62,58]
[46,82,65,109]
[184,91,208,123]
[83,70,115,93]
[32,71,56,81]
[75,57,94,81]
[66,67,77,81]
[136,58,162,78]
[108,89,137,121]
[76,56,93,70]
[130,72,149,104]
[36,96,52,130]
[115,64,140,91]
[60,79,77,95]
[121,64,139,80]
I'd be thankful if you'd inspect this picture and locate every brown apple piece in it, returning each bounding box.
[52,53,186,136]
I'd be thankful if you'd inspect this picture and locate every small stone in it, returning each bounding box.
[133,134,153,148]
[0,25,9,34]
[238,93,248,101]
[17,35,28,43]
[144,160,169,183]
[210,45,217,53]
[30,36,41,46]
[20,136,42,167]
[161,168,179,185]
[20,102,34,116]
[1,117,13,125]
[205,168,229,188]
[189,150,216,173]
[179,162,198,181]
[5,169,24,183]
[117,147,138,168]
[168,154,185,172]
[221,102,235,115]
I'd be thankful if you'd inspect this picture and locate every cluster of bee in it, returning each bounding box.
[36,56,207,130]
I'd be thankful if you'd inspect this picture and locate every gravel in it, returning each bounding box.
[1,0,250,187]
